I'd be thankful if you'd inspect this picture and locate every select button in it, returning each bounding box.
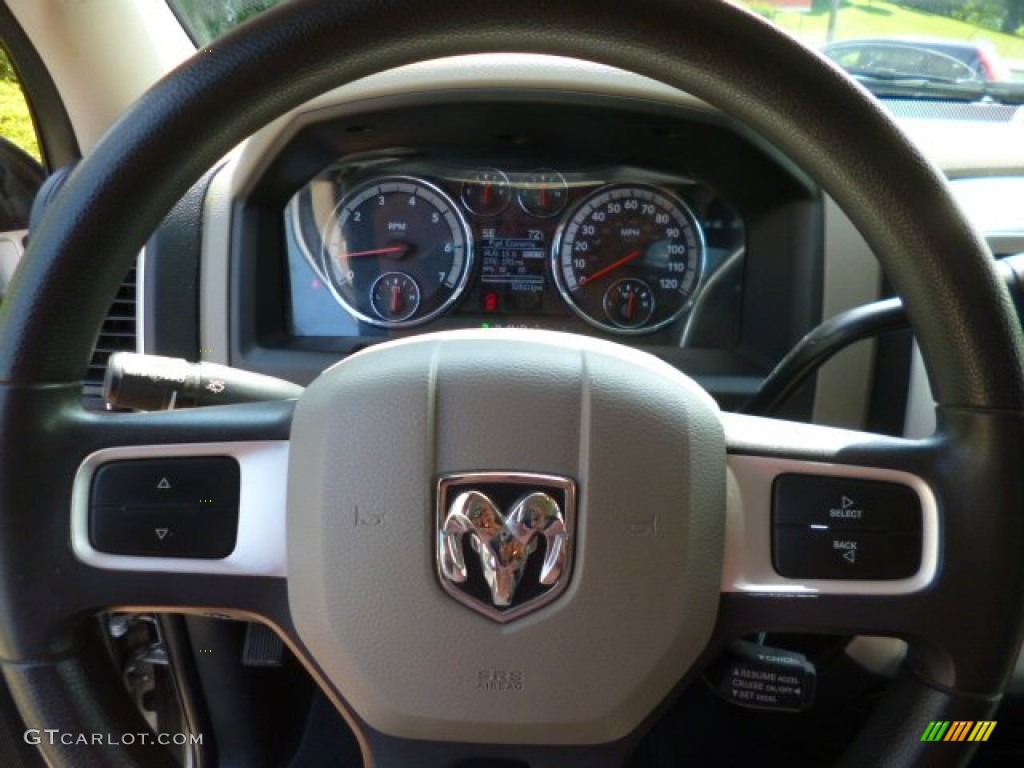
[773,474,921,533]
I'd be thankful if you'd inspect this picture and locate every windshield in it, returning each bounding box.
[167,0,1024,100]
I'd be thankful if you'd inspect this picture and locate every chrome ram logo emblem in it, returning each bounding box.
[436,472,576,622]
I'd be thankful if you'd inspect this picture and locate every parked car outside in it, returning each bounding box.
[824,37,1014,82]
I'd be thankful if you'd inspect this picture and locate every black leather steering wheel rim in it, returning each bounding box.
[1,1,1023,766]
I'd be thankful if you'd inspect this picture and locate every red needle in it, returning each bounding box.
[342,244,410,259]
[482,182,492,207]
[578,248,643,287]
[390,281,402,315]
[625,288,637,320]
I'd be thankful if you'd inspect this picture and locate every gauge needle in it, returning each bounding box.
[625,289,636,320]
[342,244,411,259]
[390,282,402,315]
[578,248,643,287]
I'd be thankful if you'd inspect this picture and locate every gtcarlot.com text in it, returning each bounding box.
[25,730,203,746]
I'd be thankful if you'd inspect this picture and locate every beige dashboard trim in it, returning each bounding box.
[201,158,237,366]
[812,199,881,430]
[7,0,194,153]
[231,55,714,196]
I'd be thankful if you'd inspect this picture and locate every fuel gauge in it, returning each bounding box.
[603,278,654,330]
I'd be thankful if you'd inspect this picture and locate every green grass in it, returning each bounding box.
[743,0,1024,60]
[0,80,40,162]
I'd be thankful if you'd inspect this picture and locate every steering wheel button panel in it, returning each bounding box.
[772,527,922,580]
[88,457,240,559]
[772,474,922,533]
[72,442,288,575]
[723,445,938,595]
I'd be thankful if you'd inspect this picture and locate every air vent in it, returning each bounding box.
[83,261,138,402]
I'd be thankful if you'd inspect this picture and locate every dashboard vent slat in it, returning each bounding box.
[83,262,137,402]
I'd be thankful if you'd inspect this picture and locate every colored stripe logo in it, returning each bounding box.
[921,721,996,742]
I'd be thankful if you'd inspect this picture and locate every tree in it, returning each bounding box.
[0,48,14,83]
[1004,0,1024,33]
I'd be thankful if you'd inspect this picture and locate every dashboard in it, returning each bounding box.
[198,91,823,413]
[285,157,745,343]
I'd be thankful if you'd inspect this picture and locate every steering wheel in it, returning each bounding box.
[2,1,1023,766]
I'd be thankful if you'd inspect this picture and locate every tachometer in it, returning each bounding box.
[321,177,472,328]
[553,184,704,334]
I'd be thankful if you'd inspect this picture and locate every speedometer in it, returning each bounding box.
[321,177,472,328]
[553,184,705,334]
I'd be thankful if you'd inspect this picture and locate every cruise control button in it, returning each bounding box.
[773,474,921,533]
[773,528,921,580]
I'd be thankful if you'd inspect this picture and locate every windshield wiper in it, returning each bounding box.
[844,67,971,85]
[846,71,1024,105]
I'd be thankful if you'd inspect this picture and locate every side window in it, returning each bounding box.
[0,46,40,162]
[0,45,43,233]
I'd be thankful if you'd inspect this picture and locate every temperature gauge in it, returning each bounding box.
[518,168,568,218]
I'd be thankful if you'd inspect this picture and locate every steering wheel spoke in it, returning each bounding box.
[719,410,1024,697]
[0,388,294,660]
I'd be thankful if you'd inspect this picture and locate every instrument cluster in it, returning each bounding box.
[285,155,745,345]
